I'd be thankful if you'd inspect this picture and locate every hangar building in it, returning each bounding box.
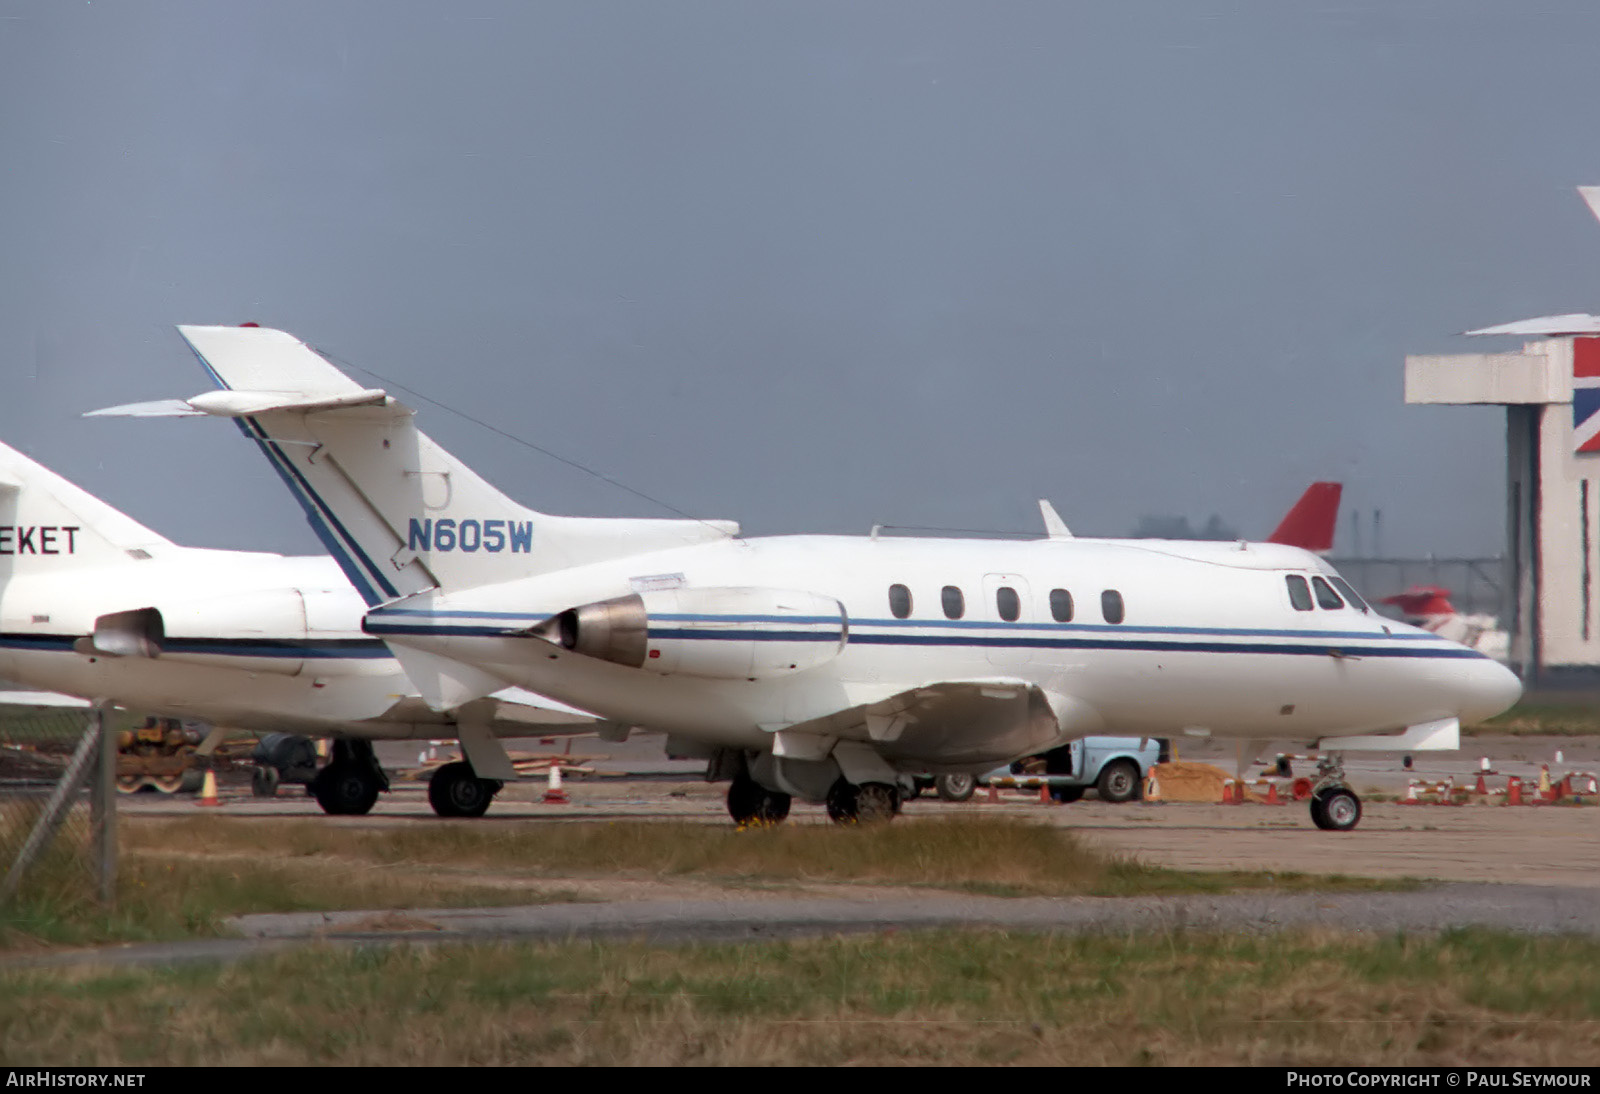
[1408,329,1600,681]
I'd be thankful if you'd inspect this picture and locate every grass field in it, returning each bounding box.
[1474,701,1600,736]
[3,929,1597,1065]
[0,816,1405,951]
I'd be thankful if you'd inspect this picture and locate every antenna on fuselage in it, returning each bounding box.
[1038,500,1073,539]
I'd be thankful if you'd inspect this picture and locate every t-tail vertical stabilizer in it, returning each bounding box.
[90,325,738,606]
[0,439,174,581]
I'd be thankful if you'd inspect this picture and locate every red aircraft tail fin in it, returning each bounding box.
[1267,482,1342,552]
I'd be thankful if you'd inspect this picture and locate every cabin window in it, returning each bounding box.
[1049,588,1074,623]
[1100,589,1124,624]
[1329,576,1369,613]
[888,584,913,619]
[996,586,1021,622]
[1311,576,1345,610]
[942,585,965,620]
[1286,575,1314,611]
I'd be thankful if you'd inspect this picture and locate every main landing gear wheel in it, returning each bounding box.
[825,779,899,825]
[935,773,977,802]
[725,775,792,825]
[1310,787,1362,831]
[428,761,503,819]
[309,740,387,816]
[1096,759,1141,803]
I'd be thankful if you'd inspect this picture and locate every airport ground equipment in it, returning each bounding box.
[981,736,1169,804]
[115,717,204,794]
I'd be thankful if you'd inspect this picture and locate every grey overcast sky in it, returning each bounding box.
[4,1,1599,559]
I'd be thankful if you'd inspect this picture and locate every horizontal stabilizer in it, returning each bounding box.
[1465,314,1600,336]
[88,389,393,420]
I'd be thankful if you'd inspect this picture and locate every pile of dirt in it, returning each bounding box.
[1146,761,1237,803]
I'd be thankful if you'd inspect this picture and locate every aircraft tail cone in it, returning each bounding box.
[542,761,570,804]
[197,769,221,808]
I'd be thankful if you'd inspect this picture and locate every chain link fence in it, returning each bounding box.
[0,704,117,908]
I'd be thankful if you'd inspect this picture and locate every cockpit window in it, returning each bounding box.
[888,584,912,619]
[1285,575,1313,611]
[942,585,965,620]
[1329,576,1369,613]
[1311,576,1344,610]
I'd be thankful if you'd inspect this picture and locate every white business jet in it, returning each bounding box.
[99,325,1523,830]
[0,437,600,817]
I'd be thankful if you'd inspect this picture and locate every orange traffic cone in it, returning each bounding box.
[1402,782,1420,805]
[1143,773,1162,804]
[1474,772,1489,795]
[1038,782,1052,805]
[542,761,570,804]
[1507,776,1523,806]
[1265,780,1282,805]
[197,769,221,807]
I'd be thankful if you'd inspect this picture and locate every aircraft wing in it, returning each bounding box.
[366,687,604,737]
[0,690,92,709]
[781,677,1079,770]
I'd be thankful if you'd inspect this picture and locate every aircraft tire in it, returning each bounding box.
[935,773,977,802]
[251,764,280,798]
[427,761,501,818]
[312,763,380,816]
[1096,760,1141,804]
[826,780,897,825]
[726,776,790,825]
[1310,787,1362,832]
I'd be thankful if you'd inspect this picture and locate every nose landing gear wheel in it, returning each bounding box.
[1310,787,1362,831]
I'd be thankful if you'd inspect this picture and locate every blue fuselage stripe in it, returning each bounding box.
[358,620,1478,660]
[0,633,393,660]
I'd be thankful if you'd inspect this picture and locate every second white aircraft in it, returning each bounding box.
[97,325,1524,830]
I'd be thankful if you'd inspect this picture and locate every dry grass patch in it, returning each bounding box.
[2,816,1402,953]
[2,929,1596,1066]
[121,815,1403,898]
[0,840,587,952]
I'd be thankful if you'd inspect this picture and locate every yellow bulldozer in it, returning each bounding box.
[116,716,206,794]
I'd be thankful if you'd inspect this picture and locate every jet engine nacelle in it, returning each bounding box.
[77,589,324,676]
[543,586,848,680]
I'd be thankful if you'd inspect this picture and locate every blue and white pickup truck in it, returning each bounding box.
[919,736,1170,804]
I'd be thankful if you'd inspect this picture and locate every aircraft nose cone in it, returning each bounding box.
[1459,657,1523,725]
